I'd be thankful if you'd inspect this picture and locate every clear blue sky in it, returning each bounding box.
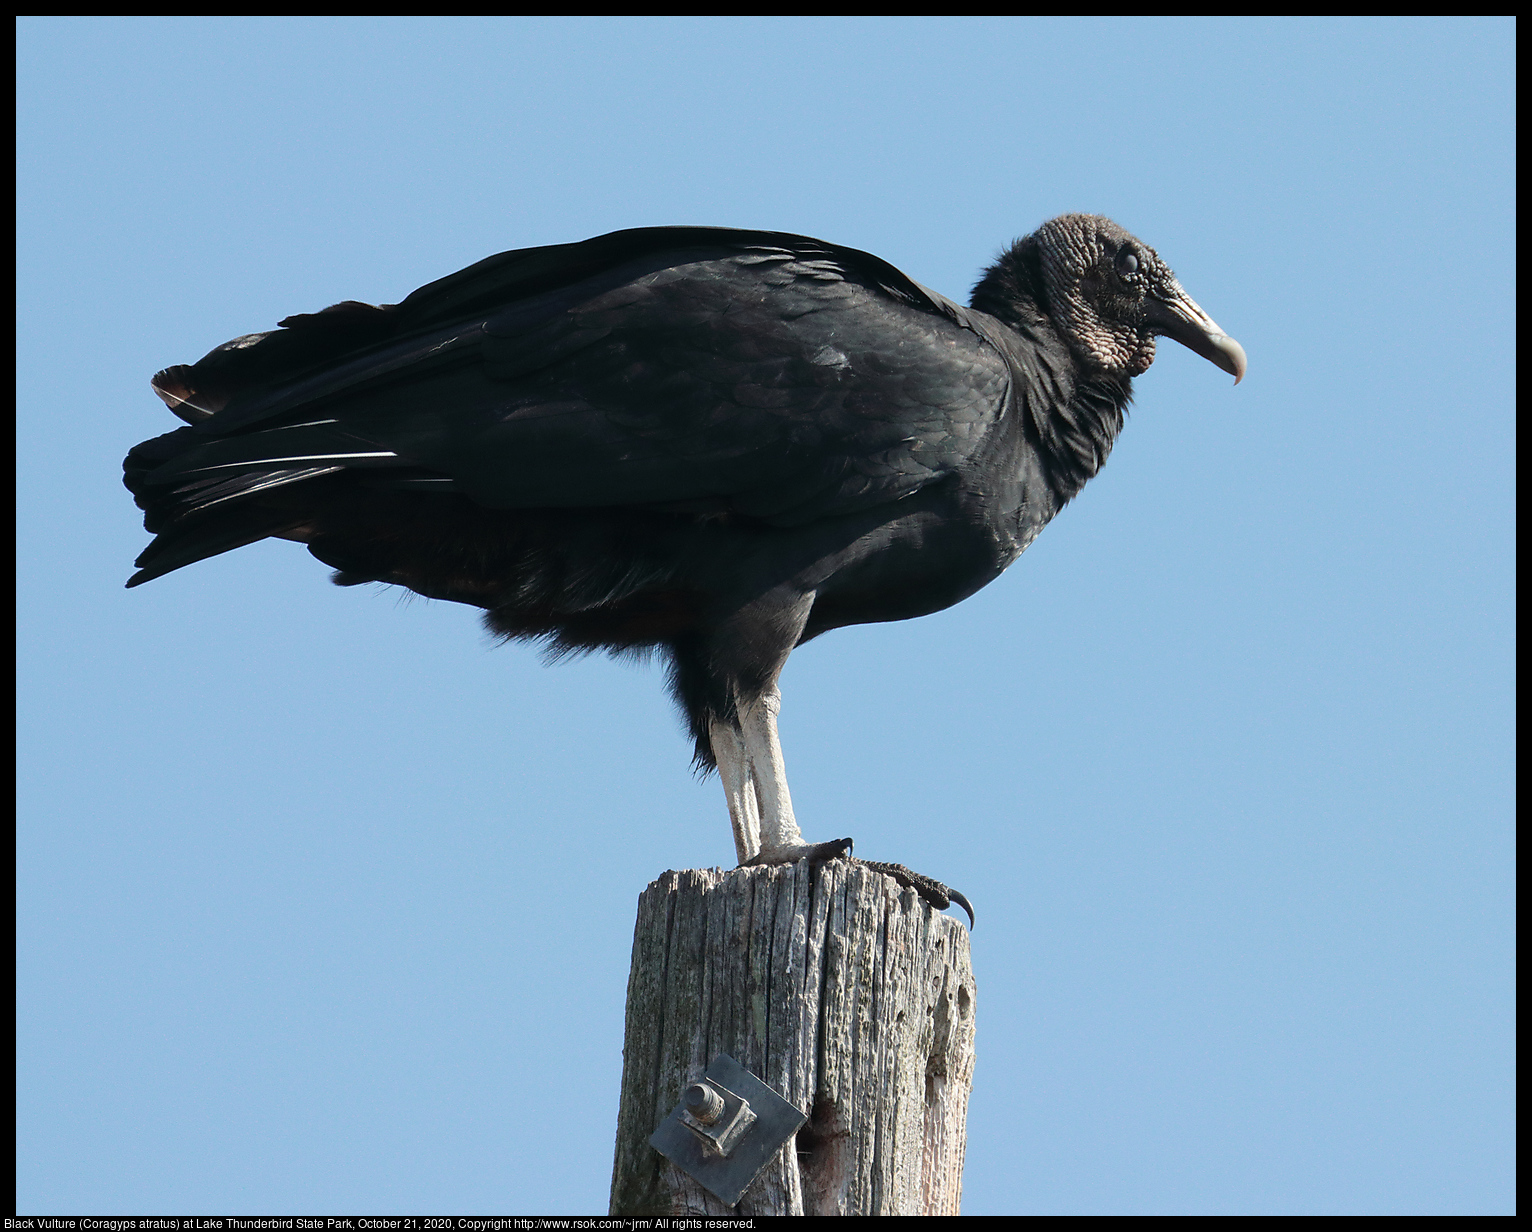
[17,17,1514,1216]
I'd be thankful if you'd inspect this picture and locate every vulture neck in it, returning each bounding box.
[970,238,1133,506]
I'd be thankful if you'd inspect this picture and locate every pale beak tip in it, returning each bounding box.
[1217,334,1248,386]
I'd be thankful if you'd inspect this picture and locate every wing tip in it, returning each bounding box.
[151,365,221,423]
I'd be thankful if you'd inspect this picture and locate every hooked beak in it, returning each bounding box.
[1144,286,1247,384]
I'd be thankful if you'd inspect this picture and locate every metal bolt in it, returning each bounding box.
[684,1082,724,1125]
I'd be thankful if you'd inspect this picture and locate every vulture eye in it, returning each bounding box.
[1117,249,1139,276]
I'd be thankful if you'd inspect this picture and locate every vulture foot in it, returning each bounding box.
[743,836,855,868]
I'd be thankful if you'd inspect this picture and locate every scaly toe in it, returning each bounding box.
[859,860,975,928]
[744,836,854,867]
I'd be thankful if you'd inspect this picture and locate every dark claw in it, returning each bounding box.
[945,888,976,930]
[808,836,855,863]
[859,860,975,929]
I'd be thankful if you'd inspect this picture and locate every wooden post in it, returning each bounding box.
[609,859,977,1216]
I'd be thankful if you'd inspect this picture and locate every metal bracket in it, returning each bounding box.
[649,1053,808,1207]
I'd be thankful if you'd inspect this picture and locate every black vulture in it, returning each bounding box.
[125,216,1245,925]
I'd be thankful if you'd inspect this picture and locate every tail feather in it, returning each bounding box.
[124,421,346,586]
[126,298,426,586]
[126,504,312,588]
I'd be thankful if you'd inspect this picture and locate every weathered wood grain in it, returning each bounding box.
[609,860,976,1216]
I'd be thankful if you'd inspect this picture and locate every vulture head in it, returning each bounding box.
[1029,213,1247,384]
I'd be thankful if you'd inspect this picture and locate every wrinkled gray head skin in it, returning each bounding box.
[1034,214,1247,383]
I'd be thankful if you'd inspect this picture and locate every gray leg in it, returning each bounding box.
[737,686,806,859]
[709,717,761,865]
[707,591,849,867]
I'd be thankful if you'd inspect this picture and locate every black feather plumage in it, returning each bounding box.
[125,218,1243,890]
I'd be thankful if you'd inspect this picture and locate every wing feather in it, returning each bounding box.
[129,228,1017,541]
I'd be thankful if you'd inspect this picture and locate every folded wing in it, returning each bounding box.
[126,227,1015,585]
